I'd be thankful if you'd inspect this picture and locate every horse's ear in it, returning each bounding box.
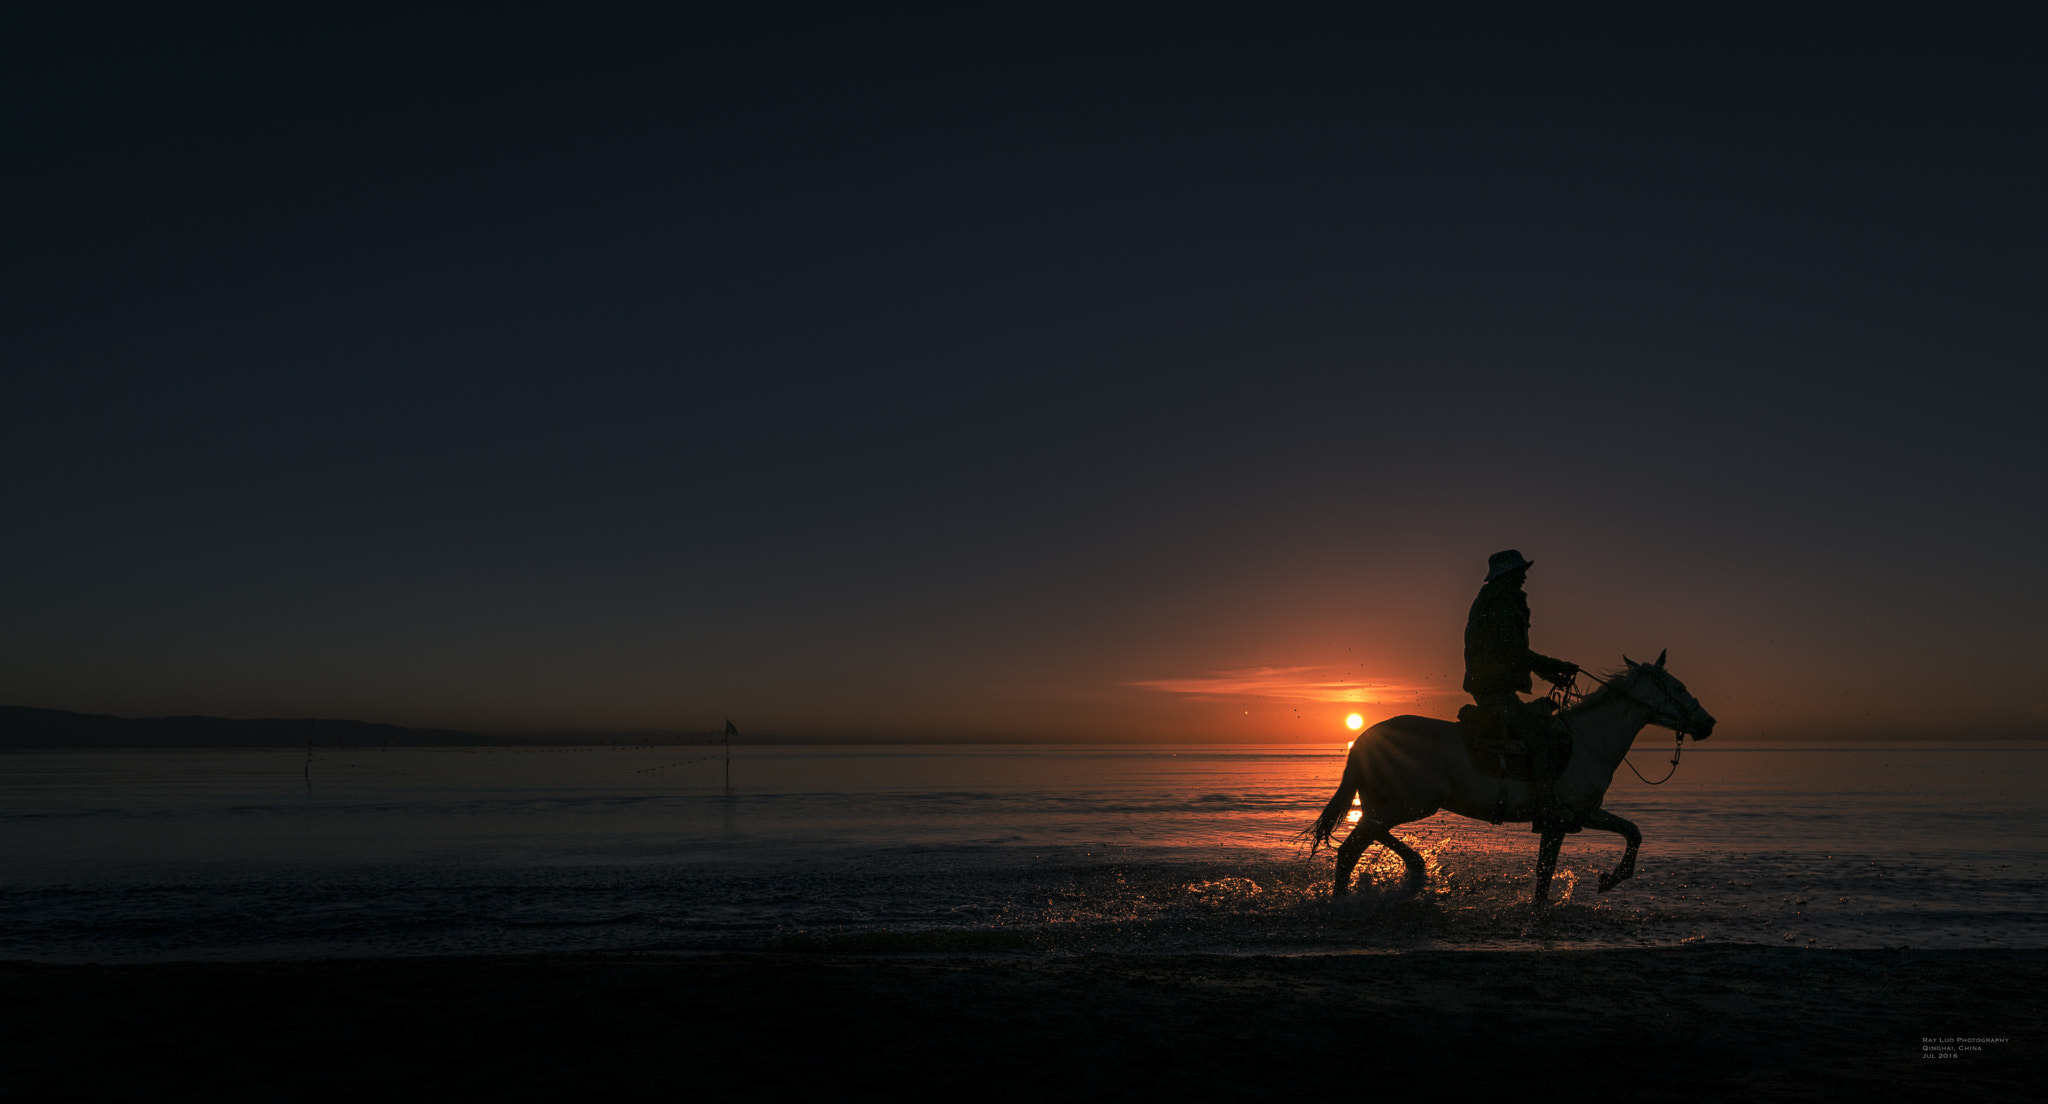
[1622,654,1636,668]
[1655,649,1667,668]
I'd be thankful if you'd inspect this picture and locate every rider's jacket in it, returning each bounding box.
[1463,578,1574,697]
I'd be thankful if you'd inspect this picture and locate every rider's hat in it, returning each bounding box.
[1486,549,1534,581]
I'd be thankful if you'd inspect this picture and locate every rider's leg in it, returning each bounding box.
[1474,693,1567,831]
[1514,709,1570,833]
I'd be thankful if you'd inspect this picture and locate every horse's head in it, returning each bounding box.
[1617,650,1716,740]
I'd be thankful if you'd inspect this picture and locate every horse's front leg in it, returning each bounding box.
[1580,808,1643,892]
[1530,830,1565,909]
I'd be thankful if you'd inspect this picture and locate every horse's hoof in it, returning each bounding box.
[1597,874,1619,893]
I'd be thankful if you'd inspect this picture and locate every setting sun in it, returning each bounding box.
[1345,713,1364,730]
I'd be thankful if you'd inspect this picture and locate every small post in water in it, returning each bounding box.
[723,719,737,792]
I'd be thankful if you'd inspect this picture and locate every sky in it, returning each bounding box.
[5,8,2044,741]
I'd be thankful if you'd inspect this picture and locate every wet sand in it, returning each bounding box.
[4,947,2038,1102]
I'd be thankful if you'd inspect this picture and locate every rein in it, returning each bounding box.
[1555,671,1689,786]
[1623,731,1685,785]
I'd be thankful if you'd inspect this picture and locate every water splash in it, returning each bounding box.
[4,743,2045,960]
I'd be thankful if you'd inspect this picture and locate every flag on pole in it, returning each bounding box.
[724,720,738,738]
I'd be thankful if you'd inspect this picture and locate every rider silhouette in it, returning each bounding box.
[1464,550,1579,832]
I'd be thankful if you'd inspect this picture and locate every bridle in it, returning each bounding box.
[1552,667,1697,785]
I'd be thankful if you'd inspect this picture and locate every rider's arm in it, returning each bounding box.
[1528,652,1578,685]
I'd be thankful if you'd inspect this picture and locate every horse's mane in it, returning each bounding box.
[1561,666,1640,718]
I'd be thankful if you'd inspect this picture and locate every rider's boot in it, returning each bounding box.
[1530,779,1578,833]
[1527,748,1576,834]
[1529,776,1558,833]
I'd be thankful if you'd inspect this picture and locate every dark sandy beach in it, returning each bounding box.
[4,947,2037,1102]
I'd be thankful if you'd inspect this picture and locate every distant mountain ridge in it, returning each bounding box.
[0,705,504,749]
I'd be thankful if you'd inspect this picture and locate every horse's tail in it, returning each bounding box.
[1303,757,1365,856]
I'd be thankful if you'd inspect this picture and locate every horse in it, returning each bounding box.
[1304,651,1715,907]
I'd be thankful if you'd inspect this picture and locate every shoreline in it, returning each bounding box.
[8,738,2048,750]
[5,946,2038,1101]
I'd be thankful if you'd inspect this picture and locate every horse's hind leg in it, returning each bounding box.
[1333,811,1427,899]
[1581,808,1643,892]
[1332,820,1374,897]
[1377,829,1427,897]
[1530,830,1565,909]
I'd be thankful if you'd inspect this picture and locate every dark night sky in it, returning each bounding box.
[6,7,2044,740]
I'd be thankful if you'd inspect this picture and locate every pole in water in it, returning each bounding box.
[723,719,736,792]
[304,713,316,792]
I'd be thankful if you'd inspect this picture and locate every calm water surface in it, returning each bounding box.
[4,742,2043,961]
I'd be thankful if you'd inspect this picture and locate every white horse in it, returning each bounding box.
[1305,652,1715,907]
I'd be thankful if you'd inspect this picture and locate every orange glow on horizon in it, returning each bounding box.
[1124,666,1422,704]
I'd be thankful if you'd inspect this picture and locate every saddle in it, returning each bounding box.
[1456,702,1572,782]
